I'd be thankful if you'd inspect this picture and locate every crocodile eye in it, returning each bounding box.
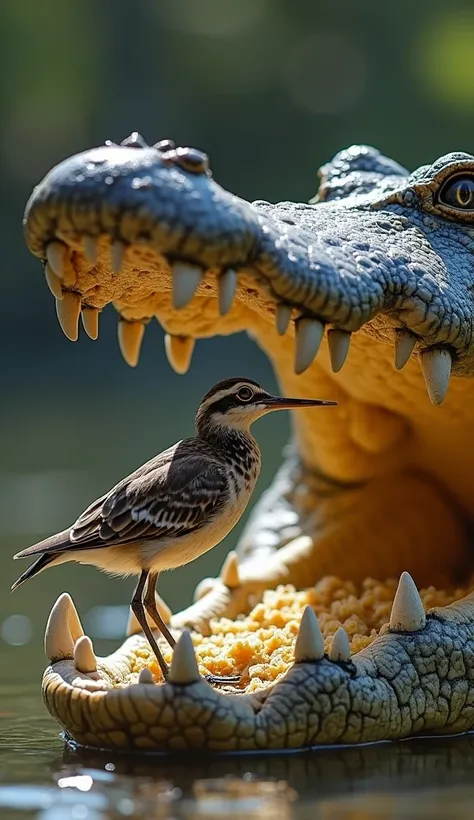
[237,386,254,402]
[174,147,210,175]
[438,176,474,210]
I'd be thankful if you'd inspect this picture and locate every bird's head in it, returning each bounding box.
[195,377,337,436]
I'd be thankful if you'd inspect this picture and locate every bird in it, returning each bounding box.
[12,377,337,686]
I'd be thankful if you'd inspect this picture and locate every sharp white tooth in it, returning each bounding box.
[164,334,195,375]
[126,593,172,636]
[138,667,154,684]
[83,236,98,264]
[118,319,145,367]
[419,348,452,406]
[218,269,237,316]
[294,318,324,374]
[126,609,142,637]
[389,571,426,632]
[44,593,75,661]
[294,605,324,662]
[46,241,65,278]
[111,240,125,273]
[73,635,97,674]
[156,593,173,625]
[56,292,81,341]
[327,329,351,373]
[220,550,240,589]
[169,630,200,684]
[45,264,63,300]
[328,627,351,662]
[171,262,203,310]
[193,577,219,602]
[275,304,292,336]
[81,308,99,340]
[67,596,85,644]
[394,329,416,370]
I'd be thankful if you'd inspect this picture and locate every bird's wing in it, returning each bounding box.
[14,441,231,560]
[65,442,230,549]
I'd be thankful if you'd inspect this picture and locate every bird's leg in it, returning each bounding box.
[131,570,170,681]
[143,572,176,649]
[145,572,241,688]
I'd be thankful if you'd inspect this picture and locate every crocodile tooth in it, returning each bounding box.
[389,571,426,632]
[171,262,203,310]
[164,334,195,375]
[46,241,65,278]
[327,329,351,373]
[328,626,351,662]
[294,605,324,662]
[294,318,324,374]
[155,593,173,625]
[275,304,292,336]
[169,630,200,684]
[45,264,64,300]
[117,320,145,367]
[81,308,99,340]
[111,240,125,273]
[67,596,85,643]
[394,329,416,370]
[126,592,172,636]
[56,292,81,341]
[218,269,237,316]
[138,667,154,684]
[44,593,75,661]
[193,577,219,602]
[220,550,240,589]
[419,348,452,406]
[73,635,97,674]
[83,236,98,264]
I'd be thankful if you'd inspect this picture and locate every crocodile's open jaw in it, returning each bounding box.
[23,134,474,751]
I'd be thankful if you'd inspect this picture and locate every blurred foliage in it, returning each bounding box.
[1,0,474,680]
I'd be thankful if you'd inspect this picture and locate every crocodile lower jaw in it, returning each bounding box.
[42,569,474,752]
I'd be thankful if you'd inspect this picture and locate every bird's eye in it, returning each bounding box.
[237,386,254,402]
[438,175,474,210]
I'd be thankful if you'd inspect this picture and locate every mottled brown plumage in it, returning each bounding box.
[12,377,336,684]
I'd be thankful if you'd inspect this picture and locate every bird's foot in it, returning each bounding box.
[205,673,241,687]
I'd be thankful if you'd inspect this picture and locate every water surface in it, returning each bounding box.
[3,682,474,819]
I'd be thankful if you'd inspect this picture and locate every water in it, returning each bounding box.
[3,683,474,819]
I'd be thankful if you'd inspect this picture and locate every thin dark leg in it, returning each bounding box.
[131,570,169,680]
[143,573,239,686]
[143,572,176,649]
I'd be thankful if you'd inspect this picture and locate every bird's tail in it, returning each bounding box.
[11,553,57,591]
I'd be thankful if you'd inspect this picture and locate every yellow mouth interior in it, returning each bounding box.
[128,576,474,692]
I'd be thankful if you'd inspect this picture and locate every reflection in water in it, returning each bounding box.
[2,687,474,818]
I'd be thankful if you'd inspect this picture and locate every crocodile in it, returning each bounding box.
[21,132,474,752]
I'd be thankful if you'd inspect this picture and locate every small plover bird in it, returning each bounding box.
[12,378,336,684]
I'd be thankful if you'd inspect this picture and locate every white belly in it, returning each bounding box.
[142,502,249,571]
[51,470,257,579]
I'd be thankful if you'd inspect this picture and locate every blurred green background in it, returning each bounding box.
[2,0,474,683]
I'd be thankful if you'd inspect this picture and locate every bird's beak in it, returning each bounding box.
[263,395,337,410]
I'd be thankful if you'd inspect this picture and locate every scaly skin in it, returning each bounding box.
[23,133,474,750]
[42,592,474,750]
